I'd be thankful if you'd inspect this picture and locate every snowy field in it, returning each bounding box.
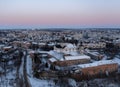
[28,77,56,87]
[0,70,17,87]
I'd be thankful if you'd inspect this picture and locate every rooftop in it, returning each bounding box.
[49,55,90,62]
[78,60,117,68]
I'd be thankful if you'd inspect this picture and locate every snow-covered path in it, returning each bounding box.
[16,50,32,87]
[19,55,24,76]
[26,53,56,87]
[26,55,32,77]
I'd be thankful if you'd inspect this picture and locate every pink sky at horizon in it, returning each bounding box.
[0,0,120,28]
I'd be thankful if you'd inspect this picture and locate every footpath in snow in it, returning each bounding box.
[26,55,56,87]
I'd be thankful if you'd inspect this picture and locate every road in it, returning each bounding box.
[23,50,31,87]
[16,49,31,87]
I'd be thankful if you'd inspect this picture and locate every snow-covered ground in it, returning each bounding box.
[78,78,120,87]
[113,57,120,65]
[0,70,17,87]
[19,56,24,76]
[26,55,33,77]
[28,77,56,87]
[26,55,56,87]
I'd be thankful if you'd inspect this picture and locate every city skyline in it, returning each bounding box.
[0,0,120,29]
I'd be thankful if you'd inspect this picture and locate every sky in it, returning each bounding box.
[0,0,120,29]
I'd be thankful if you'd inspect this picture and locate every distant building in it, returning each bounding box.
[3,46,12,51]
[82,42,106,49]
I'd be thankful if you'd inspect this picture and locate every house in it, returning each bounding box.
[54,43,78,55]
[11,41,31,49]
[3,46,12,51]
[21,41,31,49]
[11,41,21,47]
[87,51,104,60]
[82,42,106,49]
[115,39,120,48]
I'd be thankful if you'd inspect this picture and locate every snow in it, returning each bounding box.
[32,42,37,45]
[102,55,108,60]
[88,51,100,56]
[49,55,90,62]
[26,55,56,87]
[29,50,35,54]
[68,79,77,87]
[48,43,55,46]
[3,46,12,49]
[63,51,79,56]
[39,43,46,45]
[113,58,120,65]
[49,57,57,62]
[0,44,4,48]
[78,60,117,68]
[26,55,33,77]
[65,44,76,49]
[64,55,90,61]
[38,51,49,54]
[29,50,48,54]
[0,70,17,87]
[48,51,63,60]
[28,77,56,87]
[19,55,24,76]
[107,83,119,87]
[0,66,4,72]
[49,50,90,62]
[69,52,79,56]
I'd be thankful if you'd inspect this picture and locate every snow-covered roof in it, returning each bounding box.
[32,42,37,44]
[3,46,12,49]
[29,50,48,54]
[48,51,63,60]
[48,43,55,46]
[113,58,120,65]
[39,43,46,45]
[65,44,76,49]
[49,55,90,62]
[87,51,100,56]
[29,51,35,54]
[115,39,120,43]
[78,60,117,68]
[64,55,90,61]
[38,51,49,54]
[49,57,57,62]
[0,44,4,47]
[67,52,79,56]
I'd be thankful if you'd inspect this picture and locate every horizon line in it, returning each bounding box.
[0,27,120,30]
